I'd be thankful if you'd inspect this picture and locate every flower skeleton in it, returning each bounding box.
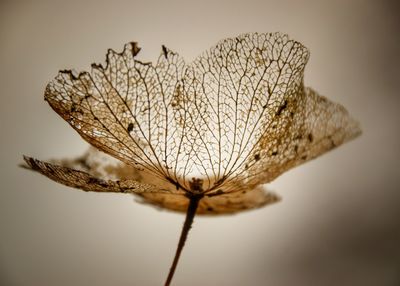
[23,32,361,285]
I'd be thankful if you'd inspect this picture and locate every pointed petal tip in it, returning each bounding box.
[344,114,363,143]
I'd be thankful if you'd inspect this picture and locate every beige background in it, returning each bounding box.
[1,0,399,285]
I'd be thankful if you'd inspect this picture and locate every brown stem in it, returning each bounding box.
[164,195,202,286]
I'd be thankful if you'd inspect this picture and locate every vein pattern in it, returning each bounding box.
[25,32,361,213]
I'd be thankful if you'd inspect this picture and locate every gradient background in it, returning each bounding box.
[1,0,399,285]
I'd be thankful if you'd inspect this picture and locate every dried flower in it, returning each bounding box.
[23,32,361,285]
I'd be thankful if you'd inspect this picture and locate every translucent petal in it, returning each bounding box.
[180,33,311,190]
[45,43,187,185]
[23,155,173,194]
[233,87,361,188]
[138,186,279,215]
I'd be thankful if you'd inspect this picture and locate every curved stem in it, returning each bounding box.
[164,195,202,286]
